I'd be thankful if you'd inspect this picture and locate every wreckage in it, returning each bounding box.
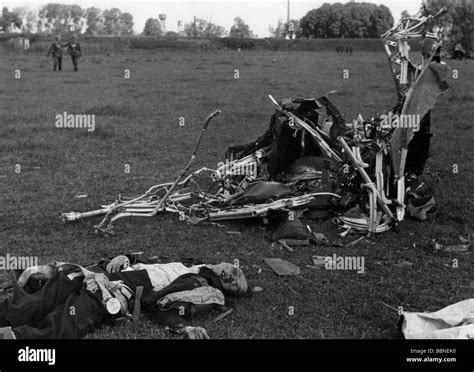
[61,8,449,237]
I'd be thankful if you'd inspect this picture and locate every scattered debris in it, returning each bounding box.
[311,256,328,269]
[213,308,233,322]
[285,283,299,294]
[280,239,311,246]
[61,7,449,246]
[313,233,329,246]
[263,258,301,276]
[345,235,366,247]
[400,299,474,339]
[252,286,264,292]
[432,238,470,253]
[277,239,294,252]
[396,261,414,268]
[306,225,329,245]
[227,231,242,235]
[74,194,88,199]
[459,235,470,244]
[187,216,207,225]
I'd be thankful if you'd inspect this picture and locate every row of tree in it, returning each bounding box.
[143,16,253,38]
[300,3,393,39]
[1,0,472,52]
[0,5,134,35]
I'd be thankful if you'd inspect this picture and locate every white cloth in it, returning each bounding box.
[401,299,474,339]
[131,262,203,291]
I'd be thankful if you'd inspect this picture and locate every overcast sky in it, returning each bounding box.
[1,0,423,37]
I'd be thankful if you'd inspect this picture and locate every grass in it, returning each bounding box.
[0,49,472,339]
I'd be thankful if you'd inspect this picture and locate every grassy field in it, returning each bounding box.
[0,48,472,339]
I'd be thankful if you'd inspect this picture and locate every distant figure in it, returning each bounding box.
[64,35,81,72]
[453,42,466,60]
[46,35,63,72]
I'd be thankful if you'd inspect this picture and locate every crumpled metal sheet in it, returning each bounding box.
[390,61,450,177]
[401,299,474,339]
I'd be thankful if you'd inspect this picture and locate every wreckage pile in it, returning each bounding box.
[61,8,449,246]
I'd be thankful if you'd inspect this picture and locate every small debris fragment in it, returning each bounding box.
[312,233,328,245]
[459,235,470,244]
[280,239,310,246]
[432,239,470,253]
[213,308,233,322]
[306,225,328,245]
[311,255,328,268]
[252,286,264,292]
[187,216,207,225]
[345,235,366,247]
[278,239,294,252]
[263,258,300,276]
[443,245,470,253]
[74,194,88,199]
[396,260,414,268]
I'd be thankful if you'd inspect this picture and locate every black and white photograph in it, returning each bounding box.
[0,0,473,369]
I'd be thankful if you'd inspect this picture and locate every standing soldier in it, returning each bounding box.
[64,35,81,72]
[46,35,63,72]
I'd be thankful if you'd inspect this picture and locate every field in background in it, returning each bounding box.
[0,48,472,339]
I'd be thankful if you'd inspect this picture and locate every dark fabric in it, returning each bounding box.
[53,57,62,71]
[0,271,106,339]
[406,111,431,176]
[225,96,344,180]
[108,269,154,298]
[268,112,323,180]
[271,217,312,241]
[47,42,63,58]
[317,95,346,145]
[146,303,190,329]
[66,43,81,57]
[94,253,161,273]
[142,274,210,307]
[232,181,292,205]
[71,56,79,71]
[0,269,153,339]
[143,267,225,329]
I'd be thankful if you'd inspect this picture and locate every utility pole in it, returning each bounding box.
[287,0,292,39]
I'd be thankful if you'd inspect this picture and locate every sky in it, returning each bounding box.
[1,0,424,37]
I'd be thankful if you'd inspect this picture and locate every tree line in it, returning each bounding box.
[1,0,472,52]
[0,4,255,38]
[143,16,254,38]
[0,4,134,35]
